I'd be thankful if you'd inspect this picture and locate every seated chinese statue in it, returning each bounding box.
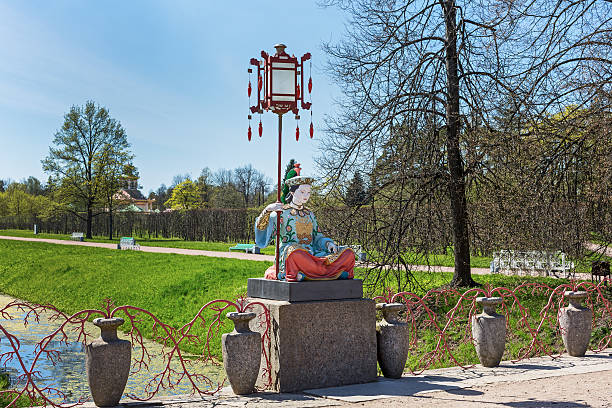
[255,164,355,282]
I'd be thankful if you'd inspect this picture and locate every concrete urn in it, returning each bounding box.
[559,291,592,357]
[85,317,131,407]
[376,303,409,378]
[222,312,261,395]
[472,297,506,367]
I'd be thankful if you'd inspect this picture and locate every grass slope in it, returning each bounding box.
[0,239,272,358]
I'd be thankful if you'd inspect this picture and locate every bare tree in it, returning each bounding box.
[320,0,612,288]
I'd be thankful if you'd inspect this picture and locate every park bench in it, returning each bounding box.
[117,237,140,251]
[492,250,574,277]
[591,260,610,284]
[70,232,84,242]
[229,243,260,254]
[339,244,367,262]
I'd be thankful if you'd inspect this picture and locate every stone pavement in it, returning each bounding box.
[73,349,612,407]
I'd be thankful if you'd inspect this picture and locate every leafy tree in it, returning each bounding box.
[152,184,169,211]
[23,176,44,196]
[164,180,204,210]
[195,167,213,207]
[321,0,612,288]
[42,101,132,238]
[100,158,136,240]
[344,171,369,207]
[209,184,244,209]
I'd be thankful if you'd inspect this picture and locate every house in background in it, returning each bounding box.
[115,176,155,212]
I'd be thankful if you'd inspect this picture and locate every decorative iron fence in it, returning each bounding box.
[374,279,612,374]
[0,280,610,407]
[0,296,270,407]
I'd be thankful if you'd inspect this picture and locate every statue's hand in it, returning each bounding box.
[327,241,338,253]
[264,202,284,213]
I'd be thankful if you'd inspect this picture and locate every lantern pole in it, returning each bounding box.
[275,113,284,275]
[248,44,312,279]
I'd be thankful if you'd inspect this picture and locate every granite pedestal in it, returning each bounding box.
[247,278,377,393]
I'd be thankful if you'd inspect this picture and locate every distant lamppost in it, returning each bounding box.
[247,43,313,275]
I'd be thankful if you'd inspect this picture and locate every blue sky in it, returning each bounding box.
[0,1,346,193]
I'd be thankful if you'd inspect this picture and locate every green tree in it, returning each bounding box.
[42,101,132,238]
[99,158,135,240]
[164,180,204,210]
[344,171,369,207]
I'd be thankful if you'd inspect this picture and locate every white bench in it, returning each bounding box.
[117,237,140,251]
[492,250,574,277]
[70,232,84,242]
[339,244,367,262]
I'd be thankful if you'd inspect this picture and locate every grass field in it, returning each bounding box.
[0,238,609,376]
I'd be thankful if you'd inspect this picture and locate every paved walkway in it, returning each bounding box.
[77,349,612,407]
[585,242,612,258]
[1,235,595,279]
[0,235,273,262]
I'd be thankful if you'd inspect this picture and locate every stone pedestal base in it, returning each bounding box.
[249,297,377,392]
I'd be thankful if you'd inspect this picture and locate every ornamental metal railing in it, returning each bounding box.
[0,279,610,407]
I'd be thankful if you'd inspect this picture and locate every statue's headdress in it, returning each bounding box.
[281,162,315,203]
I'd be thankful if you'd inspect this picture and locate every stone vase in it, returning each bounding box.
[472,297,506,367]
[559,291,592,357]
[222,312,261,395]
[376,303,409,378]
[85,317,131,407]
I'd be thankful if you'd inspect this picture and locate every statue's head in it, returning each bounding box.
[288,184,312,206]
[282,162,315,205]
[285,175,315,206]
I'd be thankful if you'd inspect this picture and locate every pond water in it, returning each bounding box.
[0,294,225,404]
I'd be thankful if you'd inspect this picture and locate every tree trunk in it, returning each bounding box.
[108,207,114,241]
[443,0,476,287]
[86,205,93,239]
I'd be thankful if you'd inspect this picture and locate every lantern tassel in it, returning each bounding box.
[248,125,252,141]
[248,81,252,98]
[297,84,301,100]
[296,125,300,141]
[258,120,263,137]
[309,122,314,138]
[308,77,312,94]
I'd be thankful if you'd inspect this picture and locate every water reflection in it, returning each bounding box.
[0,294,224,404]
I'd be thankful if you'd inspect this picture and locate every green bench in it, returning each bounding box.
[229,243,260,254]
